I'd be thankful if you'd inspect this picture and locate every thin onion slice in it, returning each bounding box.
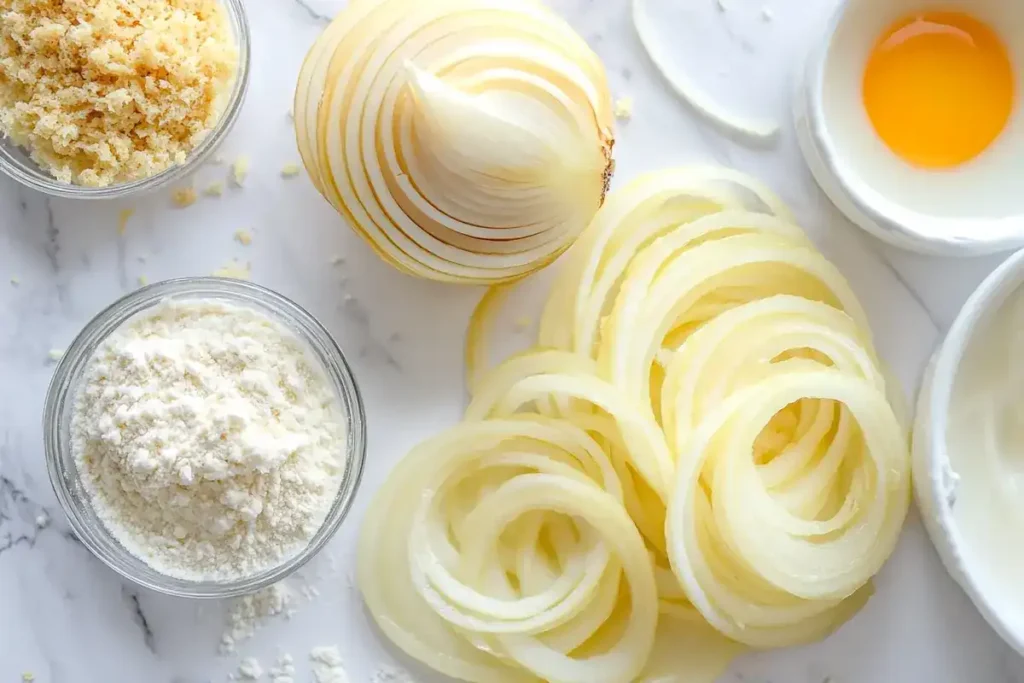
[359,167,910,682]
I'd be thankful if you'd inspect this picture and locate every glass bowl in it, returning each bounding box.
[0,0,250,200]
[43,278,366,598]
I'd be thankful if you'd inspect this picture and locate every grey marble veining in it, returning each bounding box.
[0,0,1021,682]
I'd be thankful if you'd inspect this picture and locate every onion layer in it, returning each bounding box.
[631,0,780,143]
[358,167,910,682]
[295,0,615,284]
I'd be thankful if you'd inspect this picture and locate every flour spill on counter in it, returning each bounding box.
[310,646,349,683]
[236,657,263,680]
[220,583,297,654]
[218,550,346,655]
[268,653,296,683]
[370,666,415,683]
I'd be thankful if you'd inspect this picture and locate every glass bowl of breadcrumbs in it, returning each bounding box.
[0,0,249,199]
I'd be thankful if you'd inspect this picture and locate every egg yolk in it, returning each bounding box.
[862,11,1014,169]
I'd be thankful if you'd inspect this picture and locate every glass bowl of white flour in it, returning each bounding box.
[43,277,366,598]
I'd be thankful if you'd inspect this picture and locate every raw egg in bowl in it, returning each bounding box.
[795,0,1024,255]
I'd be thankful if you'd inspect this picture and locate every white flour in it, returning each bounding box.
[72,299,347,581]
[371,665,416,682]
[310,646,349,683]
[268,653,296,683]
[220,583,296,654]
[237,657,263,680]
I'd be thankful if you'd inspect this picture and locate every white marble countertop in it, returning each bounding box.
[0,0,1020,681]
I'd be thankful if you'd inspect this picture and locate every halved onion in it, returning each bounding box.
[294,0,615,284]
[359,167,910,682]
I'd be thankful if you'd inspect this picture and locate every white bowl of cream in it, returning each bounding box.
[795,0,1024,255]
[915,247,1024,654]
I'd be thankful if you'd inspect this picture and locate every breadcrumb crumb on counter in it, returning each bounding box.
[230,155,249,186]
[171,186,196,207]
[0,0,239,188]
[280,163,301,178]
[614,96,634,120]
[213,258,250,280]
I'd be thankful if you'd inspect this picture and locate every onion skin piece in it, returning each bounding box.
[631,0,780,143]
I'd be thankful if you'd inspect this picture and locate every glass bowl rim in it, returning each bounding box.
[43,277,367,598]
[0,0,251,200]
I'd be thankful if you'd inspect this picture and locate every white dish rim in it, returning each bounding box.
[916,246,1024,655]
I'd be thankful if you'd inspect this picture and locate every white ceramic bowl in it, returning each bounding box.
[795,0,1024,256]
[913,247,1024,655]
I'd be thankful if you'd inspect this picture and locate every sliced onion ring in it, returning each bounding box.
[359,167,910,682]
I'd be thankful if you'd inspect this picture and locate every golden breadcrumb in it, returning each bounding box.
[213,258,249,279]
[0,0,238,187]
[613,96,634,120]
[171,186,196,207]
[230,154,248,186]
[233,228,251,245]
